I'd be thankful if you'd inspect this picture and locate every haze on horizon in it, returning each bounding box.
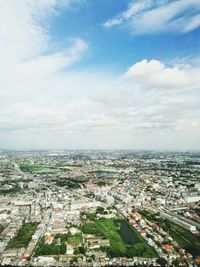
[0,0,200,151]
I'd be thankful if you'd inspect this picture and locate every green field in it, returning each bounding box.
[7,222,38,249]
[19,163,69,174]
[19,164,44,173]
[82,217,156,258]
[68,234,82,245]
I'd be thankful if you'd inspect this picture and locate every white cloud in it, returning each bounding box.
[102,0,200,34]
[0,0,84,61]
[0,1,57,61]
[183,13,200,32]
[103,0,153,28]
[0,1,200,150]
[125,59,200,89]
[1,55,200,150]
[18,38,88,77]
[0,0,89,98]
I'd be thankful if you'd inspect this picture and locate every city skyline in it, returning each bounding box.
[0,0,200,150]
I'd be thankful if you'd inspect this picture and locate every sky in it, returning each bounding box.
[0,0,200,151]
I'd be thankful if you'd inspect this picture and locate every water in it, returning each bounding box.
[117,220,140,245]
[99,171,117,177]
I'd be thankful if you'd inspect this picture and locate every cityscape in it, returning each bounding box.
[1,1,200,266]
[0,150,200,266]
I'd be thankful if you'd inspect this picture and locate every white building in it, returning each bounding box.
[185,196,200,203]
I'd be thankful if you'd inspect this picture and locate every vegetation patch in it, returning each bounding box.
[55,178,81,189]
[82,218,156,258]
[82,212,97,221]
[34,233,83,256]
[0,186,22,195]
[19,164,68,174]
[34,236,66,256]
[138,209,159,223]
[7,222,38,249]
[138,209,200,258]
[19,164,44,173]
[160,221,200,257]
[0,224,4,233]
[68,234,82,245]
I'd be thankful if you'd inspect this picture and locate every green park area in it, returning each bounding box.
[34,233,83,256]
[7,222,38,249]
[82,213,156,258]
[19,163,70,174]
[19,163,44,173]
[139,209,200,258]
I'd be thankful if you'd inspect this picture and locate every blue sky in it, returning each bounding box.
[48,0,200,71]
[0,0,200,150]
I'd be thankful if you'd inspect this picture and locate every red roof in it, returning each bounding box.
[21,256,28,260]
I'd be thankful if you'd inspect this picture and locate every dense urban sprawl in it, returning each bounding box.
[0,150,200,267]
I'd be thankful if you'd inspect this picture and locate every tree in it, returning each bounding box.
[156,257,168,267]
[96,207,104,214]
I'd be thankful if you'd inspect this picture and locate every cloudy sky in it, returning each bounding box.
[0,0,200,150]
